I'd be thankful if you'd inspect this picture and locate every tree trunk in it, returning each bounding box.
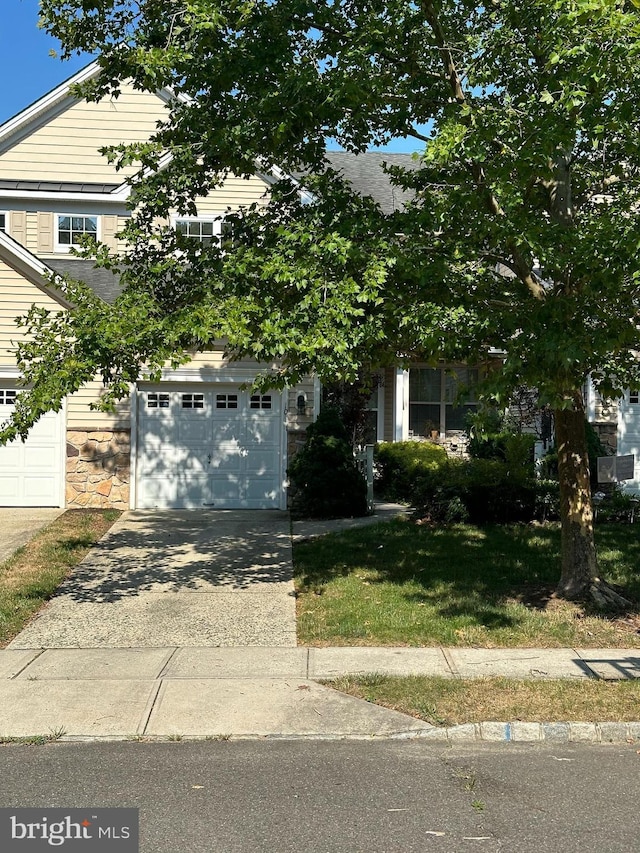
[555,393,598,599]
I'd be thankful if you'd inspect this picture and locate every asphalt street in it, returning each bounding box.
[0,740,637,852]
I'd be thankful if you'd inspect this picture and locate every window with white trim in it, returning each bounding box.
[0,212,7,233]
[0,389,17,406]
[56,215,98,250]
[630,390,639,404]
[174,216,233,248]
[409,367,479,436]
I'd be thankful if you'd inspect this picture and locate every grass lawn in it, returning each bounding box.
[294,519,640,647]
[326,674,640,726]
[0,509,120,647]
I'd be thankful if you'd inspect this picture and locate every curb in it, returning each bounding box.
[406,720,640,744]
[4,722,640,745]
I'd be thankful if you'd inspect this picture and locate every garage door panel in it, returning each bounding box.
[0,476,20,501]
[210,440,243,471]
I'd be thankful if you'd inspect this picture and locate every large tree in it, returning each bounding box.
[6,0,640,603]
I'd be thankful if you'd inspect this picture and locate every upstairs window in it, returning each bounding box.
[57,215,98,250]
[174,217,233,248]
[0,213,6,233]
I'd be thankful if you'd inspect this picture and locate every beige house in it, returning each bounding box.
[0,62,495,510]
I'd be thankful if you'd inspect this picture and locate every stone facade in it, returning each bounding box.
[66,429,130,509]
[593,422,617,454]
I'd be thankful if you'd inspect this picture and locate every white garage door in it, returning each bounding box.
[617,390,640,493]
[0,386,64,507]
[136,385,284,509]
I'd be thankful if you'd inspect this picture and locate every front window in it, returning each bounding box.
[57,215,98,248]
[409,367,478,436]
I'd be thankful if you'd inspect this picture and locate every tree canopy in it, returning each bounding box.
[6,0,640,600]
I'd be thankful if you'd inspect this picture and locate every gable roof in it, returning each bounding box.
[324,152,419,214]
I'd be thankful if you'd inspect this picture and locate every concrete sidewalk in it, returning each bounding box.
[1,646,639,742]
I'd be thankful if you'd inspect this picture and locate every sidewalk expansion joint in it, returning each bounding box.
[139,681,163,737]
[440,648,459,678]
[156,647,179,679]
[9,648,46,680]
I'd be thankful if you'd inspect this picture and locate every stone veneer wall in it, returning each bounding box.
[66,429,130,509]
[593,422,617,454]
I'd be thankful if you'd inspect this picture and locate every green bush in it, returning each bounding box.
[412,458,538,524]
[288,407,368,518]
[374,441,448,501]
[594,487,640,523]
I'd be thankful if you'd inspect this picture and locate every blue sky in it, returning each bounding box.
[0,0,92,125]
[0,0,420,152]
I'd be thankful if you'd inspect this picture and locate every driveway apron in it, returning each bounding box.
[8,510,296,648]
[0,508,65,565]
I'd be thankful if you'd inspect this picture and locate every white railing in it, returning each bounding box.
[355,444,375,513]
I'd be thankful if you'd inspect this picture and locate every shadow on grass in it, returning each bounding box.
[294,519,640,632]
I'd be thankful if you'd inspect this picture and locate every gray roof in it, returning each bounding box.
[0,179,121,194]
[47,258,122,304]
[323,152,419,214]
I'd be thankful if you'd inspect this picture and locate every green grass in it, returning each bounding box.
[294,519,640,647]
[0,510,120,647]
[327,674,640,726]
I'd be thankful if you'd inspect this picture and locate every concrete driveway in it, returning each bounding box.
[8,510,296,649]
[0,508,65,564]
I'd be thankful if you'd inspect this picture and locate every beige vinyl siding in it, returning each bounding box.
[193,175,271,212]
[0,85,169,183]
[66,380,130,429]
[25,212,38,252]
[0,258,63,360]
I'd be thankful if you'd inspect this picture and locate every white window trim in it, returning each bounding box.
[54,213,101,253]
[0,210,8,235]
[171,213,230,244]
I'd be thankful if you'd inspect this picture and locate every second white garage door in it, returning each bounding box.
[136,385,284,509]
[0,385,64,507]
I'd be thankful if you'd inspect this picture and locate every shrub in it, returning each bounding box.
[288,407,368,518]
[375,441,448,501]
[413,458,538,524]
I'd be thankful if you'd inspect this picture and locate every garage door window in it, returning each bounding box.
[182,393,204,409]
[250,394,272,410]
[0,389,16,405]
[216,394,238,409]
[147,392,170,408]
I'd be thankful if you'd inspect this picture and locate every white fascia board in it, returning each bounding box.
[0,187,131,204]
[0,61,101,146]
[0,230,73,309]
[259,162,316,205]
